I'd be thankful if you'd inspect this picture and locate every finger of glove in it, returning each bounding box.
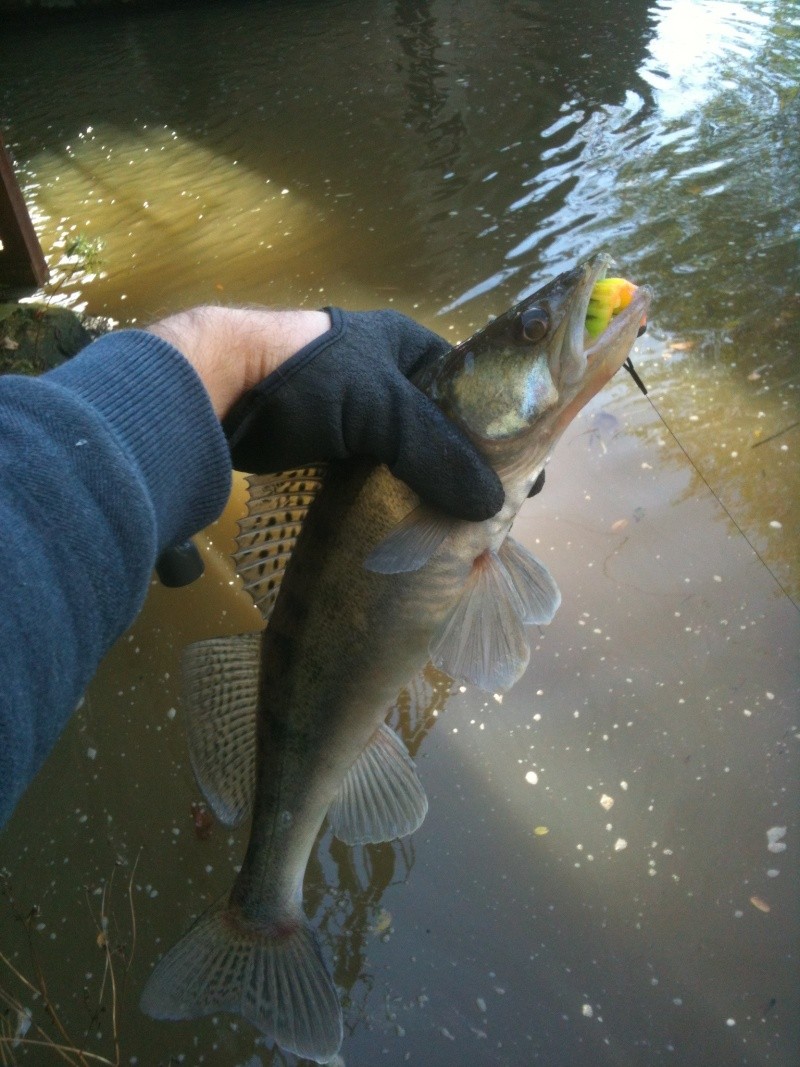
[340,308,451,377]
[342,369,504,521]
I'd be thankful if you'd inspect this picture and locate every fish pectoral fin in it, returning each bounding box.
[498,536,561,624]
[140,899,342,1065]
[182,633,260,826]
[429,549,531,693]
[328,723,428,844]
[364,504,459,574]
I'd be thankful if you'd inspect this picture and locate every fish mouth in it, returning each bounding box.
[555,253,652,394]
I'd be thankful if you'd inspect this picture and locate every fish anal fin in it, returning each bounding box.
[182,633,260,826]
[328,723,428,845]
[429,549,531,693]
[140,899,342,1064]
[498,536,561,624]
[364,504,459,574]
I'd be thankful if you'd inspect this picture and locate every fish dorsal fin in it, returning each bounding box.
[429,549,531,693]
[327,722,428,844]
[234,467,326,620]
[364,504,459,574]
[498,536,561,624]
[182,633,260,826]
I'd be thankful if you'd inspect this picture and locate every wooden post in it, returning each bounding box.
[0,131,49,296]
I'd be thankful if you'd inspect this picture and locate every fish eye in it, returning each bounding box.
[518,306,549,343]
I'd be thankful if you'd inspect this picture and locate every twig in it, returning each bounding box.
[0,950,39,1000]
[101,877,120,1067]
[751,419,799,448]
[126,852,140,974]
[0,1037,114,1065]
[82,880,112,1064]
[0,982,79,1067]
[0,1010,13,1067]
[1,851,139,1067]
[23,914,79,1059]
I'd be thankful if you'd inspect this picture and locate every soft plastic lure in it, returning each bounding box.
[587,276,648,395]
[586,277,639,338]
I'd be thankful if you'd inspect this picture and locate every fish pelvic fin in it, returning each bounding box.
[364,504,459,574]
[428,537,561,692]
[140,899,343,1064]
[182,633,260,826]
[429,547,533,693]
[328,722,428,845]
[498,536,561,624]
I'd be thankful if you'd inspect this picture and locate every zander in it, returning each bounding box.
[140,254,651,1062]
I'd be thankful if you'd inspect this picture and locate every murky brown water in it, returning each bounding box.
[2,1,798,1065]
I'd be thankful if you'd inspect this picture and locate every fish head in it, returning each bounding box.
[424,254,652,465]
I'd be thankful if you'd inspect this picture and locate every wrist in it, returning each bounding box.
[146,306,331,419]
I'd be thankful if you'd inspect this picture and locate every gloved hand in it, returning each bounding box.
[222,307,505,522]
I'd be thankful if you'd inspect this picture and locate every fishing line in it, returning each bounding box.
[623,359,799,612]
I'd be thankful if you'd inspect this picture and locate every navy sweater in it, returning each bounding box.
[0,330,231,827]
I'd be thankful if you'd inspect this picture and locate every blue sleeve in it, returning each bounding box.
[0,329,232,827]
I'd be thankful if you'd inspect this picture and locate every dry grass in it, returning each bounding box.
[0,853,139,1066]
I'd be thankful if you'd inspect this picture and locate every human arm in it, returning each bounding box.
[0,307,337,826]
[0,327,232,827]
[0,304,504,827]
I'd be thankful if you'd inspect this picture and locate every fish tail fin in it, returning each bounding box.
[140,899,342,1064]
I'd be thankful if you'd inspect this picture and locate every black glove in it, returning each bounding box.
[156,539,204,587]
[222,307,504,522]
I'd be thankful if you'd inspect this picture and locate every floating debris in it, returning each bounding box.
[581,1003,594,1018]
[534,826,549,836]
[369,908,393,936]
[12,1006,32,1049]
[614,838,628,851]
[762,997,777,1020]
[766,826,787,853]
[191,802,214,841]
[599,794,614,811]
[750,895,771,913]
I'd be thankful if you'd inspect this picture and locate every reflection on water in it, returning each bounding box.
[4,0,797,596]
[2,1,799,1064]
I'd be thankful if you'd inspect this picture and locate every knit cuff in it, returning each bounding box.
[47,329,232,549]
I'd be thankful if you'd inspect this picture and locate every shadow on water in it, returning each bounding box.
[1,1,799,1064]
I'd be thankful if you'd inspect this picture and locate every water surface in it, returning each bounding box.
[1,2,798,1064]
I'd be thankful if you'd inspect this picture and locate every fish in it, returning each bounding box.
[139,253,651,1062]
